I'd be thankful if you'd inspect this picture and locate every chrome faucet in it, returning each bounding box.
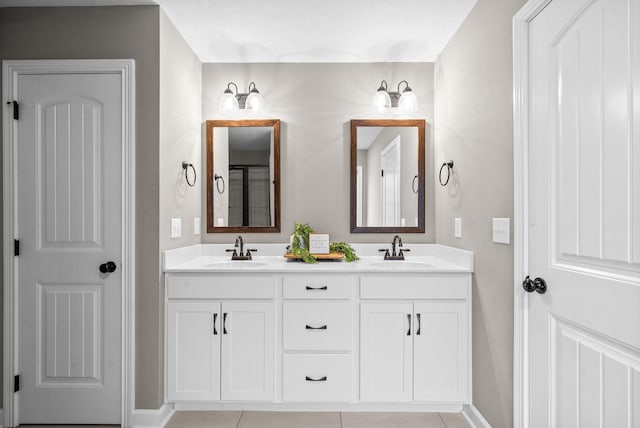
[226,235,257,260]
[379,235,410,260]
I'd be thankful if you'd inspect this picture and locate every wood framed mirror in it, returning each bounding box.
[351,119,425,233]
[206,119,281,233]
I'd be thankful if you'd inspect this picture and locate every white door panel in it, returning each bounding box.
[221,302,274,401]
[16,72,123,424]
[527,0,640,426]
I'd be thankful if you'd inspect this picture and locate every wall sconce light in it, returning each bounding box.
[372,80,418,112]
[219,81,264,113]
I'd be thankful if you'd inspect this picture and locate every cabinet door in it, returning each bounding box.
[413,301,468,402]
[167,301,221,401]
[221,302,274,401]
[360,303,413,402]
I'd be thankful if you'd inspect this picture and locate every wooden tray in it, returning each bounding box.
[284,252,344,260]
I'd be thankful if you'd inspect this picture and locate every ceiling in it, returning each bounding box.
[0,0,477,63]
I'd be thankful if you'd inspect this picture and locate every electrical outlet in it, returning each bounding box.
[194,217,201,236]
[492,218,510,244]
[170,218,182,239]
[454,218,462,239]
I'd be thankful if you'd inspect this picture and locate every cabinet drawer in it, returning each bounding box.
[283,275,351,300]
[283,302,351,351]
[167,275,274,299]
[282,354,350,402]
[360,275,468,299]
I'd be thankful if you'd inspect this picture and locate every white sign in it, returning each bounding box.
[309,233,330,254]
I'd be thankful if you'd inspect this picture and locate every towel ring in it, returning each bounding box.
[411,175,419,194]
[214,174,225,194]
[182,162,196,187]
[439,160,454,186]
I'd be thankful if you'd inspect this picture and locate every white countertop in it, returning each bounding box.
[164,244,473,273]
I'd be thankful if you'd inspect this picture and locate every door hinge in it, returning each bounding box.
[14,375,20,393]
[14,239,19,256]
[6,100,19,120]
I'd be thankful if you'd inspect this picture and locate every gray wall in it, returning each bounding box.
[434,0,525,426]
[202,63,435,243]
[0,6,162,409]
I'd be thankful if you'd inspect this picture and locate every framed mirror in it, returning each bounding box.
[350,119,425,233]
[206,119,280,233]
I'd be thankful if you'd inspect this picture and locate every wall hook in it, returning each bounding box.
[182,161,196,187]
[214,174,225,194]
[439,160,454,186]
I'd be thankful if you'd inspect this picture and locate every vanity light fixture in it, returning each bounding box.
[372,80,418,112]
[219,81,264,113]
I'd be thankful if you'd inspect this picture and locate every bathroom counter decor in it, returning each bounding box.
[283,252,344,260]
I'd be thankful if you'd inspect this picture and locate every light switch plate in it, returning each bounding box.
[194,217,201,236]
[492,218,510,244]
[454,218,462,239]
[170,218,182,239]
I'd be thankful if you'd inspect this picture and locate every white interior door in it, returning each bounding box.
[527,0,640,426]
[15,71,124,424]
[380,137,401,227]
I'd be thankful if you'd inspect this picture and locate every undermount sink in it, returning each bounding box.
[204,260,267,268]
[370,261,433,269]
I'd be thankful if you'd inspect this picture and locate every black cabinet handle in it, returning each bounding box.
[223,312,228,334]
[213,313,218,335]
[305,376,327,382]
[416,313,421,336]
[306,285,328,291]
[407,314,411,336]
[305,325,328,330]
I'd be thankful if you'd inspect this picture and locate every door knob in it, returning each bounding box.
[99,261,117,273]
[522,275,547,294]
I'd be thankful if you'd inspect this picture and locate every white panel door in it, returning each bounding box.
[528,0,640,426]
[380,137,401,227]
[16,72,123,423]
[221,301,274,401]
[167,302,221,401]
[360,303,413,402]
[414,302,467,402]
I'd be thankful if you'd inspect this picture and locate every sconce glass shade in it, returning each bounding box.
[245,91,264,112]
[398,89,418,112]
[372,89,391,111]
[219,90,239,113]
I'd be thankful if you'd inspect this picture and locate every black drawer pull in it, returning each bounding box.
[213,313,218,335]
[306,285,328,291]
[223,312,228,334]
[407,313,411,336]
[416,313,421,336]
[305,324,328,330]
[305,376,327,382]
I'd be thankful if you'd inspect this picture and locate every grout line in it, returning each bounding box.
[437,412,447,428]
[235,410,244,428]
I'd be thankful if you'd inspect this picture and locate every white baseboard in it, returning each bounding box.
[130,404,174,428]
[461,404,492,428]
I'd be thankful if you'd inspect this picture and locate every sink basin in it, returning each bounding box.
[370,261,433,269]
[204,261,267,268]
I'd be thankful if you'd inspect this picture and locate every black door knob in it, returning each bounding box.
[522,275,547,294]
[99,261,117,273]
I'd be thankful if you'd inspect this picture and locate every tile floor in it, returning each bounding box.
[165,411,472,428]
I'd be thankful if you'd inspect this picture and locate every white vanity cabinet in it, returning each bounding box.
[360,275,470,404]
[281,274,353,403]
[166,275,274,402]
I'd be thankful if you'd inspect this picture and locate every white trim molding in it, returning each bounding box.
[2,59,136,428]
[512,2,552,428]
[131,404,175,428]
[462,404,492,428]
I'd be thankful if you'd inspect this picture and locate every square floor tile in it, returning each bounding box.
[165,410,242,428]
[341,412,446,428]
[238,411,340,428]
